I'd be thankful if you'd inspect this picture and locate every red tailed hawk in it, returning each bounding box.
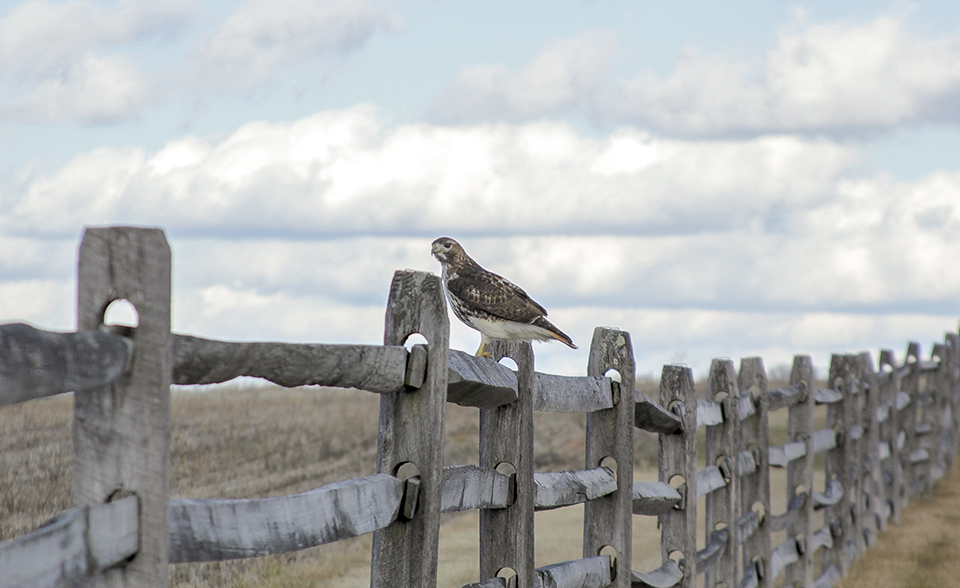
[431,237,577,357]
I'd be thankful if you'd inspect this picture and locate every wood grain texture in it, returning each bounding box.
[534,371,613,413]
[0,323,132,407]
[765,382,806,412]
[372,270,449,588]
[768,538,799,581]
[738,357,771,588]
[0,496,138,588]
[535,556,611,588]
[857,352,886,538]
[169,474,402,562]
[702,359,740,588]
[447,350,518,409]
[441,465,512,513]
[658,365,697,587]
[766,492,806,533]
[694,528,729,575]
[631,561,683,588]
[785,356,815,587]
[695,466,726,498]
[480,340,535,587]
[768,441,806,468]
[632,482,682,515]
[695,398,722,429]
[634,392,683,435]
[172,335,408,393]
[534,467,616,511]
[75,227,172,588]
[583,327,634,588]
[823,354,858,574]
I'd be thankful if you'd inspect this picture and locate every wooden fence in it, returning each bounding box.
[1,226,958,588]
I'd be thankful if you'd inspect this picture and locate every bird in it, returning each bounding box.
[431,237,577,358]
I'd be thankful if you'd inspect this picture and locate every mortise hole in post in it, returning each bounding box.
[752,501,766,523]
[668,550,685,570]
[714,390,729,403]
[794,484,807,498]
[403,332,428,350]
[714,521,728,532]
[599,544,618,579]
[603,368,622,383]
[600,456,618,479]
[394,461,420,481]
[102,298,139,335]
[497,566,517,588]
[495,461,516,477]
[498,356,518,371]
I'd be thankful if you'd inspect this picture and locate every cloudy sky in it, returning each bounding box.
[2,0,960,379]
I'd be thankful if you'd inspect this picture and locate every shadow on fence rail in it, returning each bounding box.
[1,227,958,588]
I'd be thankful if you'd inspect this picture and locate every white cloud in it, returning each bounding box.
[192,0,401,92]
[432,15,960,136]
[0,0,194,123]
[1,106,860,238]
[430,30,617,123]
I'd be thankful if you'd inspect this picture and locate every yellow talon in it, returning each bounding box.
[475,341,492,358]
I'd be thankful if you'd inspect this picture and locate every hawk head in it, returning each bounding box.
[431,237,471,267]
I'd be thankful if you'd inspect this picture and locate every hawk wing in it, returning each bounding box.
[446,265,548,324]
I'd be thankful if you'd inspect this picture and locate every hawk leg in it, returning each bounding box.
[475,336,493,358]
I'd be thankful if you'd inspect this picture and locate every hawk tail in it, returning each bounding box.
[533,317,578,350]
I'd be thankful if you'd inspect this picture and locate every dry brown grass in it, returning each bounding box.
[3,377,958,588]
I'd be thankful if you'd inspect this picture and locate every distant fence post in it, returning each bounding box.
[824,354,858,574]
[785,356,814,587]
[878,349,905,524]
[584,328,635,587]
[857,352,883,545]
[74,227,172,587]
[738,358,772,588]
[480,340,536,587]
[944,333,960,474]
[900,343,922,501]
[704,359,740,588]
[658,365,697,587]
[372,270,449,588]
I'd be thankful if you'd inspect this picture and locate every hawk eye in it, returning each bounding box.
[443,243,451,249]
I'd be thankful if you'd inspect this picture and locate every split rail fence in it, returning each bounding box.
[1,227,959,588]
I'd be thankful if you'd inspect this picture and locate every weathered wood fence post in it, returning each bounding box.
[824,354,858,574]
[704,359,740,588]
[658,365,697,587]
[372,270,449,588]
[739,357,772,588]
[878,349,905,525]
[75,227,172,587]
[857,352,883,547]
[899,343,922,501]
[480,340,536,587]
[584,327,635,587]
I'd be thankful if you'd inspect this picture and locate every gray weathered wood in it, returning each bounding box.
[857,352,885,539]
[535,371,613,413]
[462,579,506,588]
[447,349,519,408]
[695,528,730,575]
[635,392,683,434]
[694,466,727,499]
[812,566,842,588]
[823,354,857,574]
[702,359,740,588]
[695,398,723,429]
[632,482,682,515]
[534,556,611,588]
[75,227,172,588]
[809,525,834,553]
[766,492,806,532]
[583,327,634,588]
[372,270,448,588]
[878,349,906,524]
[169,474,402,562]
[785,355,816,587]
[769,538,799,581]
[0,496,138,588]
[812,478,843,508]
[0,323,132,406]
[441,465,512,513]
[534,467,617,511]
[172,334,408,393]
[814,387,843,404]
[768,441,806,467]
[766,381,806,412]
[738,449,758,476]
[658,365,698,587]
[480,340,536,587]
[738,357,772,588]
[737,509,760,544]
[811,428,838,454]
[631,561,683,588]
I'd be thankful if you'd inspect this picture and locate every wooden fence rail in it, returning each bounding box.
[1,226,959,588]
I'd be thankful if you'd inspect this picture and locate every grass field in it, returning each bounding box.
[2,380,958,587]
